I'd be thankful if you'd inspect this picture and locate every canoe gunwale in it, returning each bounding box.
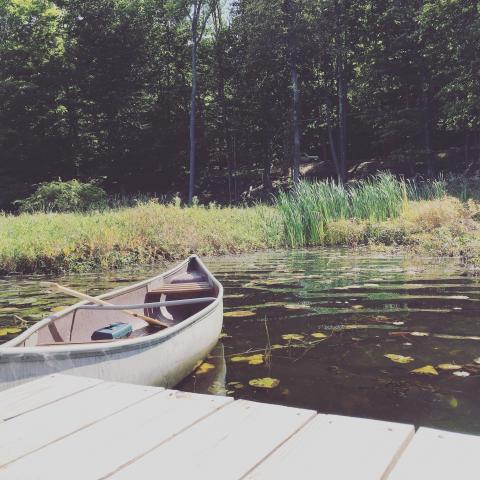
[0,255,223,359]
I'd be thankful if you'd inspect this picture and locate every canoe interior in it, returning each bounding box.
[18,257,218,347]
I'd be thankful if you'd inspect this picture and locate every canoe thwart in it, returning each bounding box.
[77,297,217,311]
[149,282,213,294]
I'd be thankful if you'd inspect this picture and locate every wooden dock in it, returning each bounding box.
[0,374,478,479]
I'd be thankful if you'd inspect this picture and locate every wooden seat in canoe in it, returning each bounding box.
[149,282,213,295]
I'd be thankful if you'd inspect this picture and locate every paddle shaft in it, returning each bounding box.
[47,283,169,330]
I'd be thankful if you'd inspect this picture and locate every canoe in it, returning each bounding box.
[0,256,223,391]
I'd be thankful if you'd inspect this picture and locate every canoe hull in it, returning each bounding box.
[0,256,223,391]
[0,300,222,391]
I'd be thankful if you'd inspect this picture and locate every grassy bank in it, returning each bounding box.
[276,174,480,273]
[0,202,281,274]
[1,174,479,274]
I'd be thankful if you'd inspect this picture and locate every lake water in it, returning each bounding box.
[1,248,480,434]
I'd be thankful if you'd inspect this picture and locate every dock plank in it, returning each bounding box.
[109,399,316,480]
[387,427,480,480]
[0,374,102,421]
[246,414,414,480]
[0,381,160,467]
[0,390,232,480]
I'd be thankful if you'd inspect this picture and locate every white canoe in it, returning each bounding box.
[0,256,223,391]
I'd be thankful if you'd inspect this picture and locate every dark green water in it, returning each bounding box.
[1,249,480,434]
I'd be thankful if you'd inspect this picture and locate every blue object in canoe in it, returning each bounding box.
[91,322,132,341]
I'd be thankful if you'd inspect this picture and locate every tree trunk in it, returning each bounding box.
[464,131,470,165]
[337,61,347,183]
[291,67,301,184]
[233,134,238,201]
[335,0,348,184]
[283,0,301,185]
[213,8,235,203]
[422,78,435,177]
[323,101,342,183]
[188,37,197,204]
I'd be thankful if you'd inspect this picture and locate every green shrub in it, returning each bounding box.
[15,180,108,213]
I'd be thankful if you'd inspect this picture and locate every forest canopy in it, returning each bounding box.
[0,0,479,208]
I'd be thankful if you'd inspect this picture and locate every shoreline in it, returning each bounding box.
[1,197,479,276]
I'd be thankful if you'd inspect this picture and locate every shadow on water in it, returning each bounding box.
[2,248,480,434]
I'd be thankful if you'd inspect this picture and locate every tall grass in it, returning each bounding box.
[276,173,448,247]
[0,202,282,274]
[1,173,477,274]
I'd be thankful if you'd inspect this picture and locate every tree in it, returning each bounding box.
[187,0,217,204]
[283,0,302,184]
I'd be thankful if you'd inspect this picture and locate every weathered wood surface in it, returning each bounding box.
[150,282,213,294]
[110,400,316,480]
[0,374,101,422]
[0,380,159,467]
[388,427,480,480]
[0,389,231,480]
[246,414,415,480]
[0,375,478,480]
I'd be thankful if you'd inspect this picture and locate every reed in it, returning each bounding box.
[276,173,448,247]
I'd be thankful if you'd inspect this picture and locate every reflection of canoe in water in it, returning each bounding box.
[187,342,227,395]
[0,256,223,391]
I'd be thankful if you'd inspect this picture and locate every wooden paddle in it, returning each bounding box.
[41,282,169,330]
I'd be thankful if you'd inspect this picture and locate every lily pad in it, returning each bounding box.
[385,354,414,364]
[410,332,430,337]
[311,332,327,339]
[411,365,438,376]
[351,305,364,310]
[194,362,215,375]
[453,371,471,377]
[438,363,462,371]
[249,377,280,389]
[227,381,243,388]
[224,310,256,318]
[0,327,22,336]
[284,304,310,310]
[0,307,19,313]
[282,334,305,341]
[231,354,264,365]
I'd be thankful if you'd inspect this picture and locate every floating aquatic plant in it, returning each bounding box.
[224,310,256,318]
[249,377,280,389]
[194,362,215,375]
[437,364,462,371]
[282,334,305,341]
[0,327,22,336]
[385,354,414,364]
[411,365,438,376]
[230,354,264,365]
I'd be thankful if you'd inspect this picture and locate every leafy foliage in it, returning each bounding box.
[15,180,108,212]
[0,0,479,208]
